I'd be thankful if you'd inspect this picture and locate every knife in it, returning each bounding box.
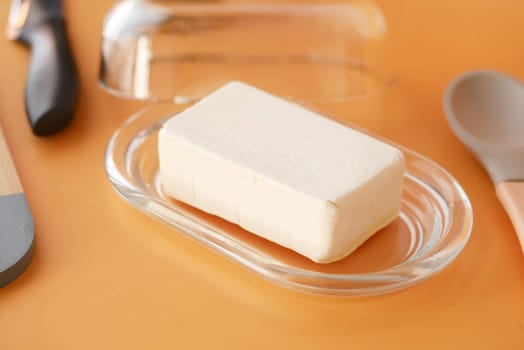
[6,0,78,136]
[0,124,35,287]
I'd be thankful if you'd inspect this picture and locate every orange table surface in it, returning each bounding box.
[1,1,524,349]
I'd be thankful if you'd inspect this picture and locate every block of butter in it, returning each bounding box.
[158,82,404,263]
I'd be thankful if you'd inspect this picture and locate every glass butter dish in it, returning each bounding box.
[100,1,473,296]
[105,105,472,296]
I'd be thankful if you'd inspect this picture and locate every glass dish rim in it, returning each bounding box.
[104,105,473,296]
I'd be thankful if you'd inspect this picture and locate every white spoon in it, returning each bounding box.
[444,70,524,254]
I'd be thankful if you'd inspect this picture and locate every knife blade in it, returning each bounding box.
[6,0,78,136]
[0,125,35,287]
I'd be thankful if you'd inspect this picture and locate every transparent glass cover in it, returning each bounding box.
[99,0,390,103]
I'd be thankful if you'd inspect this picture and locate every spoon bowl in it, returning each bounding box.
[446,71,524,148]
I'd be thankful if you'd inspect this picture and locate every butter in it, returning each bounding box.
[158,81,404,263]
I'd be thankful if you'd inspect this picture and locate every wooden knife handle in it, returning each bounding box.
[496,181,524,254]
[0,126,23,196]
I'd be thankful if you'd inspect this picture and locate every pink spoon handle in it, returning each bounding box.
[496,181,524,254]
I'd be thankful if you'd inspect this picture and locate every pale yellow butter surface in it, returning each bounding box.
[158,81,404,263]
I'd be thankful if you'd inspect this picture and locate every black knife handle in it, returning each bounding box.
[18,17,78,136]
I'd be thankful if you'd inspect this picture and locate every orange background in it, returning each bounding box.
[1,0,524,349]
